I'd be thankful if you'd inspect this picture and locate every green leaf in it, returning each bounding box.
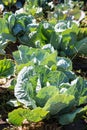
[0,59,15,78]
[15,66,37,108]
[79,96,87,105]
[13,45,35,64]
[55,21,72,32]
[8,14,16,32]
[0,33,16,51]
[18,33,32,46]
[2,0,17,6]
[75,37,87,56]
[13,45,50,65]
[26,107,49,122]
[57,57,72,71]
[66,77,87,105]
[12,24,25,36]
[47,71,69,87]
[13,44,55,72]
[63,70,76,82]
[8,108,30,126]
[7,99,21,107]
[60,27,79,57]
[41,51,57,67]
[36,86,59,107]
[0,18,9,34]
[8,107,49,126]
[3,12,12,21]
[35,21,54,46]
[59,106,87,125]
[44,93,74,115]
[35,65,50,88]
[50,31,61,50]
[1,33,16,43]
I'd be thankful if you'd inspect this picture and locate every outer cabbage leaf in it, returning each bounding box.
[18,32,37,47]
[54,20,75,32]
[8,107,49,126]
[0,17,16,51]
[44,93,75,115]
[13,45,53,65]
[15,65,50,107]
[41,51,57,67]
[0,33,16,49]
[57,57,72,71]
[59,106,87,125]
[8,14,16,32]
[13,45,35,64]
[0,59,15,77]
[50,31,61,50]
[0,18,9,34]
[36,86,59,107]
[35,65,50,88]
[74,37,87,56]
[35,21,55,46]
[59,27,79,57]
[15,66,37,108]
[8,108,30,126]
[63,70,76,82]
[25,107,49,122]
[66,77,87,105]
[58,77,87,105]
[12,23,25,36]
[47,71,69,87]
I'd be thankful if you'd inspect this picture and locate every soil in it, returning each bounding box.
[72,56,87,71]
[72,56,87,78]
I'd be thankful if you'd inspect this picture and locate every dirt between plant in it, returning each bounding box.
[72,56,87,73]
[0,119,87,130]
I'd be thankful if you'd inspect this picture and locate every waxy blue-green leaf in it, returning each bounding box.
[63,70,76,82]
[13,45,55,66]
[57,57,72,71]
[15,66,37,108]
[66,77,87,105]
[47,71,69,87]
[0,33,16,52]
[59,106,87,125]
[36,86,59,107]
[55,21,72,33]
[75,37,87,56]
[12,24,25,36]
[8,14,16,32]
